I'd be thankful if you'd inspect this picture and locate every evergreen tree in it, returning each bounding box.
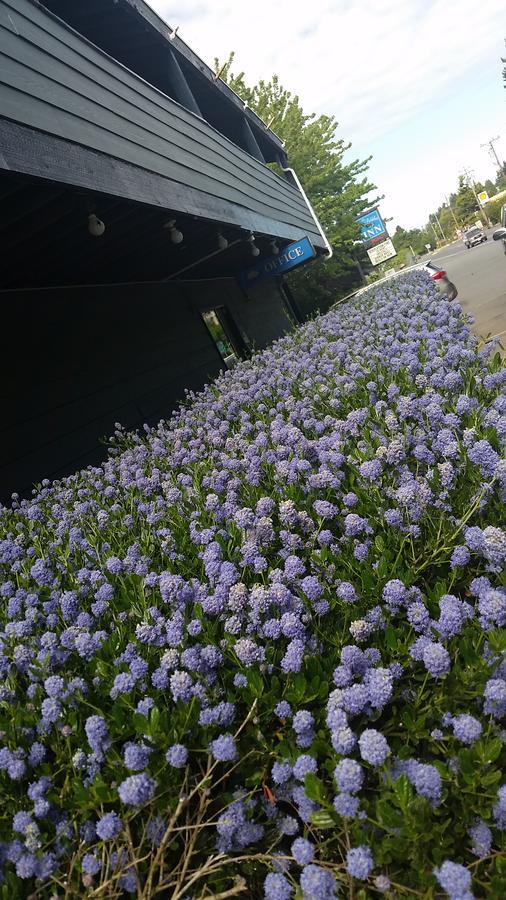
[216,54,379,314]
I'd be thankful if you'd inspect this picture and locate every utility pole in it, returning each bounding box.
[480,136,502,171]
[462,167,492,228]
[430,213,446,242]
[444,195,460,230]
[428,220,440,244]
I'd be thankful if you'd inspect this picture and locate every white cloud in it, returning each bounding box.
[149,0,505,226]
[151,0,503,139]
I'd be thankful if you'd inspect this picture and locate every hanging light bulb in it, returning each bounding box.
[250,242,260,257]
[270,239,279,255]
[247,232,256,242]
[164,219,184,244]
[88,213,105,237]
[217,232,228,250]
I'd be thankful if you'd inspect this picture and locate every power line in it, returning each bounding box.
[480,136,502,170]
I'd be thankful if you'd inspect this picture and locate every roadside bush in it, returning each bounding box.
[0,272,505,898]
[484,197,505,226]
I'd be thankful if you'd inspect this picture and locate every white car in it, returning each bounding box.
[462,226,487,249]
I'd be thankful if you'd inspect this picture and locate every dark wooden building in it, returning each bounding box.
[0,0,329,501]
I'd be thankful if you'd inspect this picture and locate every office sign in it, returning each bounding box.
[356,208,388,249]
[239,236,315,288]
[367,237,397,266]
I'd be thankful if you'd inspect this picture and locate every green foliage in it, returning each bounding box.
[454,175,481,223]
[485,196,506,225]
[216,53,379,312]
[495,167,506,193]
[484,179,497,197]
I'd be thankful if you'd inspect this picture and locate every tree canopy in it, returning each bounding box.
[216,54,379,313]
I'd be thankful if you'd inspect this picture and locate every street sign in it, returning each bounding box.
[478,191,489,206]
[356,208,387,248]
[367,238,397,266]
[238,236,315,289]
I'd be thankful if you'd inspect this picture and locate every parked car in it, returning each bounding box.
[419,260,458,300]
[351,260,458,302]
[462,225,487,248]
[492,204,506,255]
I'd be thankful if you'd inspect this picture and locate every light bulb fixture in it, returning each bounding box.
[164,219,184,244]
[270,239,279,255]
[217,232,228,250]
[88,213,105,237]
[247,232,256,243]
[250,243,260,257]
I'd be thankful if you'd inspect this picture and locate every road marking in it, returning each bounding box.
[434,246,492,263]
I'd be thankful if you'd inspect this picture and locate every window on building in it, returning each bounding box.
[202,307,246,369]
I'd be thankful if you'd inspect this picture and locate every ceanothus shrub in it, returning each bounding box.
[0,272,505,897]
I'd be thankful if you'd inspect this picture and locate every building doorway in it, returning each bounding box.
[202,306,249,368]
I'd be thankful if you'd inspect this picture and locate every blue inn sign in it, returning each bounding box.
[356,208,387,244]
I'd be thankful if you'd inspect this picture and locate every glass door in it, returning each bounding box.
[202,307,243,369]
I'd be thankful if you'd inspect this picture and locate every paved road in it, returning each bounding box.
[426,235,506,342]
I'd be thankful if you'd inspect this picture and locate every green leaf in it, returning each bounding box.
[458,749,474,776]
[318,679,329,699]
[393,774,413,811]
[479,736,502,764]
[402,709,415,730]
[374,534,385,553]
[149,705,160,736]
[385,626,398,650]
[132,712,149,735]
[376,799,403,829]
[247,669,264,697]
[310,810,335,829]
[304,773,327,803]
[310,674,320,693]
[481,769,502,787]
[292,673,307,700]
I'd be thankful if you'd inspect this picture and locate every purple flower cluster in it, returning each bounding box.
[0,272,503,895]
[346,845,374,879]
[434,861,473,900]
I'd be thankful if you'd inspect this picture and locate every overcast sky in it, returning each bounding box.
[150,0,505,229]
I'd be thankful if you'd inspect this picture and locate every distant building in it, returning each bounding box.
[0,0,329,500]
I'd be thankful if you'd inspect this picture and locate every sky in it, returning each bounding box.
[150,0,505,229]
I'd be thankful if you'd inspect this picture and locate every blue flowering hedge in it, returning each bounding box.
[1,272,505,898]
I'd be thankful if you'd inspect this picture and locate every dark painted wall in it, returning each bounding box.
[1,277,293,501]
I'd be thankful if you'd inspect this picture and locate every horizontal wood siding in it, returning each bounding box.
[0,281,223,499]
[0,276,293,500]
[0,0,324,247]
